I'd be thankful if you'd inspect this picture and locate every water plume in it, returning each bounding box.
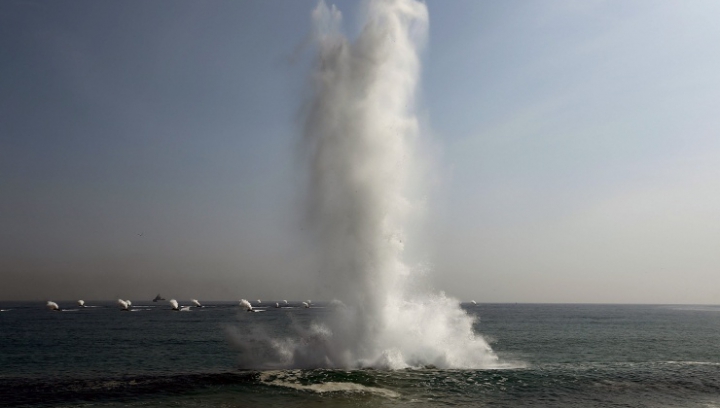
[169,299,180,311]
[117,299,130,311]
[229,0,498,369]
[240,299,253,312]
[191,299,202,308]
[46,301,59,311]
[77,300,85,307]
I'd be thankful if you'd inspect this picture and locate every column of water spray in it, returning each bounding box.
[230,0,499,369]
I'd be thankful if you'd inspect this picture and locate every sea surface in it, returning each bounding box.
[1,301,720,407]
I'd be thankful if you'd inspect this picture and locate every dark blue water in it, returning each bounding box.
[2,302,720,407]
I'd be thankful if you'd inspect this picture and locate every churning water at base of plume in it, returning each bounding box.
[2,302,720,407]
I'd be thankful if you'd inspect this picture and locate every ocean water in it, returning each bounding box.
[1,302,720,407]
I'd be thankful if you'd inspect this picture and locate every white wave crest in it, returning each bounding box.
[259,371,399,398]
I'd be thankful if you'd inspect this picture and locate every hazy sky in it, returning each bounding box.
[2,0,719,303]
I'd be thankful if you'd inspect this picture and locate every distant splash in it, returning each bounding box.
[117,299,130,311]
[46,301,60,311]
[240,299,253,312]
[228,0,498,370]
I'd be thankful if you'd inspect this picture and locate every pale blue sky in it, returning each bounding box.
[1,0,719,303]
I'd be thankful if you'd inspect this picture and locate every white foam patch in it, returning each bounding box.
[258,371,399,398]
[664,361,720,366]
